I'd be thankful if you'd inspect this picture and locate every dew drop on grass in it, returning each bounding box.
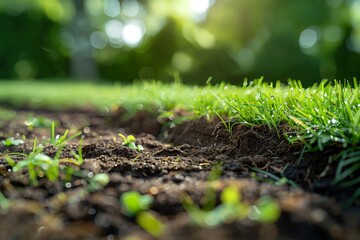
[83,127,90,134]
[330,118,338,124]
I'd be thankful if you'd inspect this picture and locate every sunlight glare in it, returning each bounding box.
[189,0,210,15]
[122,22,145,47]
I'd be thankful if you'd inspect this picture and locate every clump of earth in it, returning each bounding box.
[0,107,359,240]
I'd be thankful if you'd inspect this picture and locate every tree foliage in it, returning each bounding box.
[0,0,358,85]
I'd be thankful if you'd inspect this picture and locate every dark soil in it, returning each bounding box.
[0,107,359,240]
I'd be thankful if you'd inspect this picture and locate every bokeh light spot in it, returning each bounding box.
[86,0,103,16]
[236,49,255,70]
[189,0,210,14]
[103,0,121,18]
[172,52,193,72]
[299,27,320,55]
[194,29,216,48]
[14,59,37,79]
[106,20,123,42]
[122,0,140,17]
[90,31,108,49]
[122,22,145,47]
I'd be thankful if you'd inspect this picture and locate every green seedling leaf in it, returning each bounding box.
[2,137,24,146]
[118,134,144,152]
[182,186,249,227]
[92,173,110,185]
[120,191,154,217]
[136,211,165,238]
[49,121,82,146]
[249,197,281,224]
[119,133,135,145]
[87,173,110,192]
[0,192,10,213]
[126,135,136,144]
[182,193,206,225]
[136,144,144,152]
[6,135,83,186]
[25,115,54,130]
[118,133,127,142]
[128,142,137,150]
[220,185,241,205]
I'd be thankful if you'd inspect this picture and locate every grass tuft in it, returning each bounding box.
[1,78,360,202]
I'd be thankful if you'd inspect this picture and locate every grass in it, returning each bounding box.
[0,78,359,202]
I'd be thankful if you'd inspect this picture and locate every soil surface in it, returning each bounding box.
[0,107,359,240]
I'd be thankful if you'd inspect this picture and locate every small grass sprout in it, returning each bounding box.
[2,79,360,203]
[120,191,154,217]
[249,166,298,188]
[118,133,144,152]
[120,191,165,237]
[5,133,84,186]
[6,149,60,186]
[248,197,281,224]
[49,121,82,146]
[87,173,110,192]
[182,184,281,227]
[2,137,24,147]
[25,114,54,130]
[0,191,10,213]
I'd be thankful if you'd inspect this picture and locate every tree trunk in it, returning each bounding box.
[70,0,98,80]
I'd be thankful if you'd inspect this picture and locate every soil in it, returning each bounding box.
[0,107,359,240]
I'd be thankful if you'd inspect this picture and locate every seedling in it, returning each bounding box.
[120,191,165,237]
[49,121,82,146]
[120,191,154,217]
[248,197,281,224]
[249,166,298,188]
[2,137,24,147]
[0,191,10,213]
[25,114,54,130]
[87,173,110,192]
[182,164,280,227]
[6,142,60,185]
[182,184,281,227]
[5,136,84,186]
[118,133,144,152]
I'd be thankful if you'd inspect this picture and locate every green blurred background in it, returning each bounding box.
[1,0,359,85]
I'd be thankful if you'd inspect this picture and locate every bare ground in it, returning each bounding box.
[0,107,359,240]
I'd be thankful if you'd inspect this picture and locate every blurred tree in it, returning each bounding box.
[69,0,98,79]
[0,0,71,79]
[0,0,358,85]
